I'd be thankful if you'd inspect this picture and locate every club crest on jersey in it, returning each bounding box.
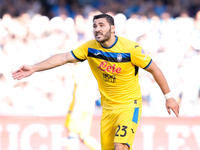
[141,49,147,60]
[117,53,122,62]
[141,49,146,54]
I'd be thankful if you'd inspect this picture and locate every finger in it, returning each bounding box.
[177,105,180,114]
[167,107,171,115]
[172,108,179,118]
[17,75,25,80]
[13,74,24,80]
[12,72,22,78]
[12,69,22,76]
[172,107,179,118]
[12,70,20,75]
[175,105,180,114]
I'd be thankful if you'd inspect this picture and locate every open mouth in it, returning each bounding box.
[96,35,102,38]
[96,32,102,37]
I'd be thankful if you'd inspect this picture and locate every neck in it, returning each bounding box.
[101,35,116,48]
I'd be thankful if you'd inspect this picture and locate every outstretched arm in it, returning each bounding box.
[12,52,79,80]
[145,61,180,117]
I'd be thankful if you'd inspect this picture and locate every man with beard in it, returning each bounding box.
[12,13,179,150]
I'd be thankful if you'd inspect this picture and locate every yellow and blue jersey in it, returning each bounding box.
[71,36,152,109]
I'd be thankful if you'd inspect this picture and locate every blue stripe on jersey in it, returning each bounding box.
[132,107,139,124]
[143,59,152,69]
[71,51,85,62]
[88,48,131,62]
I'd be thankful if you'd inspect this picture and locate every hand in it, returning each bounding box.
[165,98,180,117]
[12,65,34,80]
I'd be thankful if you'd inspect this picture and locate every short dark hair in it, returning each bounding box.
[93,14,115,26]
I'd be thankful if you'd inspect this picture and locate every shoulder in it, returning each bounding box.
[85,39,99,46]
[79,39,99,49]
[117,36,140,50]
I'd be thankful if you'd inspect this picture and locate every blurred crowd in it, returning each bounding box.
[0,0,200,117]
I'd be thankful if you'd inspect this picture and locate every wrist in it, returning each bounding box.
[31,65,37,73]
[164,92,173,100]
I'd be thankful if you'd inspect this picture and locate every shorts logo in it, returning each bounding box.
[97,61,121,73]
[117,53,122,62]
[131,128,134,133]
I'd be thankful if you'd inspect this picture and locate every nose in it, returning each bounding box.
[94,26,100,32]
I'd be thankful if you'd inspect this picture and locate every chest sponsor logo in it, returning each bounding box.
[97,61,122,73]
[103,73,116,83]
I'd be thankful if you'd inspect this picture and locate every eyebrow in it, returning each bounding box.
[93,22,105,25]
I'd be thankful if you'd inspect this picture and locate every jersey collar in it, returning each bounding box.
[100,36,118,49]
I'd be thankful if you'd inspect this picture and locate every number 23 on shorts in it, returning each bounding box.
[115,125,128,137]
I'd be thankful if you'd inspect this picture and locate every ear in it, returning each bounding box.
[111,25,115,33]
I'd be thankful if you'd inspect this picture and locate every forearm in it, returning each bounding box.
[151,68,170,95]
[145,61,179,117]
[145,61,170,95]
[32,53,68,72]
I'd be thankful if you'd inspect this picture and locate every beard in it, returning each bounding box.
[95,27,111,43]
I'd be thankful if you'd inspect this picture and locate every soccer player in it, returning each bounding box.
[12,13,179,150]
[65,61,101,150]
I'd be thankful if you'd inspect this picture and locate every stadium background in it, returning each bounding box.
[0,0,200,149]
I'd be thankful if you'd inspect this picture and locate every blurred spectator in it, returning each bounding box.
[188,0,200,17]
[153,0,167,17]
[50,0,75,19]
[191,11,200,51]
[0,73,13,115]
[176,46,200,116]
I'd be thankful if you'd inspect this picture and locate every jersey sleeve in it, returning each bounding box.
[131,44,152,69]
[71,42,89,61]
